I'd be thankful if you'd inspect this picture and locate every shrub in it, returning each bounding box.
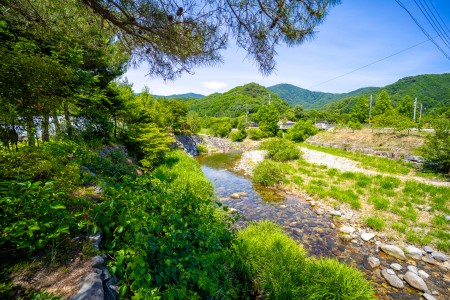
[229,130,247,142]
[253,160,283,187]
[285,120,318,142]
[260,138,300,161]
[247,128,267,140]
[234,221,375,300]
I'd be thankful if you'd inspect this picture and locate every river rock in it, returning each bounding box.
[91,255,104,268]
[89,231,102,251]
[418,270,430,279]
[368,257,380,268]
[339,225,356,234]
[445,215,450,221]
[361,232,375,241]
[315,208,325,215]
[231,193,240,199]
[380,244,406,260]
[407,265,418,274]
[72,273,104,300]
[404,271,429,292]
[422,294,436,300]
[340,234,352,242]
[423,246,434,253]
[406,245,423,259]
[390,263,402,271]
[329,210,341,216]
[381,269,404,289]
[431,251,448,262]
[279,205,286,209]
[422,256,438,265]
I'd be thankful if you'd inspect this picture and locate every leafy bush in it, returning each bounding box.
[0,181,87,253]
[420,118,450,175]
[229,130,247,142]
[234,221,375,300]
[285,120,318,142]
[253,160,283,187]
[95,151,238,298]
[260,138,300,161]
[247,128,267,140]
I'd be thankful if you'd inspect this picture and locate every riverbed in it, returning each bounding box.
[197,153,449,300]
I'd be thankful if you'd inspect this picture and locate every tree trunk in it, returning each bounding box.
[42,113,50,143]
[64,101,72,136]
[26,116,36,147]
[52,111,61,140]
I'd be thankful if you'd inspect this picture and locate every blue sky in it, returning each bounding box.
[122,0,450,95]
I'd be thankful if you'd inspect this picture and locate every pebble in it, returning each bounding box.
[422,294,436,300]
[423,246,434,253]
[310,201,316,207]
[407,265,418,274]
[230,193,240,199]
[404,271,429,292]
[390,263,402,271]
[445,215,450,221]
[329,210,341,216]
[381,269,404,289]
[380,244,406,260]
[289,222,298,227]
[368,257,380,268]
[330,223,336,229]
[386,268,396,275]
[418,270,430,279]
[406,245,423,260]
[361,232,375,241]
[431,251,448,262]
[315,208,325,215]
[422,256,438,265]
[351,239,358,244]
[279,205,286,209]
[339,225,356,234]
[238,192,247,197]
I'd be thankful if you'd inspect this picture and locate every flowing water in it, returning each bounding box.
[197,153,449,300]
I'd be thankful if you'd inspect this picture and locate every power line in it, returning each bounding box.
[394,0,450,60]
[308,38,431,89]
[414,0,450,50]
[421,0,450,45]
[428,0,450,36]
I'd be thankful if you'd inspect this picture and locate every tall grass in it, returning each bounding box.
[235,221,376,300]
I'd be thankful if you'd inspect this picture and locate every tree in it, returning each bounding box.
[420,118,450,174]
[396,95,414,120]
[372,90,393,117]
[286,120,318,142]
[348,120,362,132]
[2,0,340,80]
[257,104,279,137]
[350,97,369,123]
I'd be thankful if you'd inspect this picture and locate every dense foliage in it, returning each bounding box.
[286,120,319,142]
[260,138,301,161]
[421,119,450,174]
[253,160,284,187]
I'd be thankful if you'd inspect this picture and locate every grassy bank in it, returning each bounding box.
[279,156,450,251]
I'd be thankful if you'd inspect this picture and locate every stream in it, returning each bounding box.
[197,153,449,300]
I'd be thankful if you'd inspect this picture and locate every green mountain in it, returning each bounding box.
[154,93,204,99]
[321,73,450,113]
[187,82,290,117]
[267,83,379,109]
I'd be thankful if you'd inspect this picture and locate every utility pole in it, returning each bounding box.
[268,93,271,105]
[413,97,417,122]
[369,94,372,126]
[419,103,423,121]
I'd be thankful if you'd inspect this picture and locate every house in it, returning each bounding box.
[278,120,295,130]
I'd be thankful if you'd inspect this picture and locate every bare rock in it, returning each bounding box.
[381,269,404,289]
[422,256,438,265]
[339,225,356,234]
[91,255,104,268]
[431,251,448,262]
[89,231,102,251]
[406,245,423,260]
[422,294,436,300]
[423,246,434,253]
[418,270,430,279]
[407,265,418,274]
[329,210,341,216]
[368,257,380,268]
[361,232,375,241]
[390,263,402,271]
[72,273,104,300]
[380,244,406,260]
[231,193,240,199]
[404,271,429,292]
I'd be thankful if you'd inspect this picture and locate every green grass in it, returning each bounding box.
[235,221,376,300]
[365,216,385,231]
[368,195,390,210]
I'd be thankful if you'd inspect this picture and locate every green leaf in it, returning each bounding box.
[119,285,127,297]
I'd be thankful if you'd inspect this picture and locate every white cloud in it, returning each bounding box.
[202,81,228,90]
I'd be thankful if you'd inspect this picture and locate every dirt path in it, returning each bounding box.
[300,147,450,187]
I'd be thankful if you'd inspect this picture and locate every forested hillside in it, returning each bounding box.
[270,73,449,112]
[187,82,290,117]
[320,73,450,113]
[154,93,204,100]
[268,84,378,109]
